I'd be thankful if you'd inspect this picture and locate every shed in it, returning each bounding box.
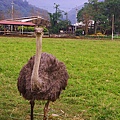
[0,20,35,35]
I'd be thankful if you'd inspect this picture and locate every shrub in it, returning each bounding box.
[75,29,83,36]
[18,26,34,32]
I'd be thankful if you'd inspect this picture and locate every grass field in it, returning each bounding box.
[0,37,120,120]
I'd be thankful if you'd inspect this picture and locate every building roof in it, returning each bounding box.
[0,20,35,26]
[12,16,50,26]
[72,22,85,27]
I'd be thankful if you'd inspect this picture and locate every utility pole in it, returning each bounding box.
[74,7,78,32]
[76,7,78,23]
[11,0,14,20]
[112,14,114,40]
[11,0,14,32]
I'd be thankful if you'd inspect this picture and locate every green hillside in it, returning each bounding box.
[0,0,49,20]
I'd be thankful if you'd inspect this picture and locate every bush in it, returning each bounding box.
[43,27,48,32]
[75,29,83,36]
[18,26,34,32]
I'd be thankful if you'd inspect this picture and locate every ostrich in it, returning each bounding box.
[17,27,69,120]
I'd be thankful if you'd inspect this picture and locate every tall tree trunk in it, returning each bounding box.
[94,21,97,34]
[85,20,89,35]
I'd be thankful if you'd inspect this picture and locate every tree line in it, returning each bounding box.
[77,0,120,35]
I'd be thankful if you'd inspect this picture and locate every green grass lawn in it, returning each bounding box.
[0,37,120,120]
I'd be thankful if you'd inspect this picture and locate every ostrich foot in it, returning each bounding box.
[43,101,50,120]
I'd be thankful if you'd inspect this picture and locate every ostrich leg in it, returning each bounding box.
[30,100,35,120]
[43,100,50,120]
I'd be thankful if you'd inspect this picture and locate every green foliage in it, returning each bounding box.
[49,5,71,34]
[43,27,48,32]
[75,29,83,36]
[18,26,34,32]
[0,25,4,31]
[77,0,120,35]
[49,16,71,34]
[17,26,48,33]
[0,37,120,120]
[104,0,120,33]
[58,20,71,31]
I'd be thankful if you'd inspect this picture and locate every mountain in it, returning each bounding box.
[0,0,49,20]
[68,5,83,24]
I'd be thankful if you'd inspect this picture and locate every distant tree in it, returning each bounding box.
[77,3,92,35]
[78,0,120,35]
[49,11,62,33]
[0,10,5,20]
[104,0,120,33]
[88,0,100,34]
[58,20,71,32]
[30,7,36,16]
[49,4,71,34]
[48,3,60,33]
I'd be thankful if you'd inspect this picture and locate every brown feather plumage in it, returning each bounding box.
[17,52,69,102]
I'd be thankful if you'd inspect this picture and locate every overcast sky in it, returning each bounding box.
[27,0,88,12]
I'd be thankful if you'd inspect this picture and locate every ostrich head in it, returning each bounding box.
[35,27,44,36]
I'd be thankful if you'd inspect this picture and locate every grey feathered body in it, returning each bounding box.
[17,52,69,102]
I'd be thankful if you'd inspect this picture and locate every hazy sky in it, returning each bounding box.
[27,0,88,12]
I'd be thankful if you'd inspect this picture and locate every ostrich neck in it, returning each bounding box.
[31,34,42,90]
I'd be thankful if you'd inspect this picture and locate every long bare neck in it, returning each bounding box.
[31,33,42,90]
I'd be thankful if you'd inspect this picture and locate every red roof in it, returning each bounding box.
[0,20,35,26]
